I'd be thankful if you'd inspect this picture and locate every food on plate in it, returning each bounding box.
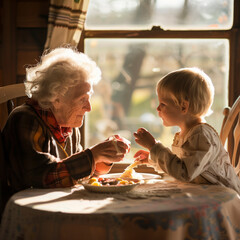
[88,177,98,184]
[91,181,102,186]
[87,177,139,186]
[120,161,143,179]
[120,168,143,179]
[82,176,140,193]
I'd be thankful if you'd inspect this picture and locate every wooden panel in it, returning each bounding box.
[17,76,25,84]
[0,0,3,86]
[17,1,49,28]
[17,50,42,75]
[2,0,17,85]
[85,29,231,39]
[234,31,240,101]
[0,46,2,68]
[17,28,47,50]
[229,29,240,106]
[233,0,240,27]
[0,70,2,86]
[0,24,2,43]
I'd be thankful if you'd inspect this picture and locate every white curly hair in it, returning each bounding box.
[24,46,101,109]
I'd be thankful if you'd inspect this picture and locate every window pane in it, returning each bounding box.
[85,39,229,162]
[86,0,233,30]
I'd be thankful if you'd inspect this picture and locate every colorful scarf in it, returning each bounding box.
[27,99,72,143]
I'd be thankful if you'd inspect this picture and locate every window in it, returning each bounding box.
[80,0,237,163]
[86,0,233,30]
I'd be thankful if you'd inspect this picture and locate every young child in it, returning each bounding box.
[134,67,240,194]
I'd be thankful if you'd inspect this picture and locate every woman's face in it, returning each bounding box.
[52,82,93,128]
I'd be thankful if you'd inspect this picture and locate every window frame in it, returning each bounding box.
[78,0,240,172]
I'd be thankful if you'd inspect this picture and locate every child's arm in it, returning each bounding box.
[134,126,222,183]
[133,150,149,164]
[133,128,164,172]
[133,149,164,173]
[149,131,222,182]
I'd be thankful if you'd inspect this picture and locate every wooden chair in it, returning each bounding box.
[0,83,26,113]
[0,83,26,218]
[220,96,240,176]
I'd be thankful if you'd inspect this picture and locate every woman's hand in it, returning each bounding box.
[94,162,113,176]
[134,150,150,165]
[134,128,156,150]
[90,135,130,165]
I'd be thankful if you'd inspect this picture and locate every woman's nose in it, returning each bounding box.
[84,101,92,112]
[157,105,160,112]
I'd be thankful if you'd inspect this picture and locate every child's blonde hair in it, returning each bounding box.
[156,67,214,118]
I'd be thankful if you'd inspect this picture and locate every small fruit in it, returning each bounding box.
[88,177,98,184]
[91,182,102,186]
[119,180,129,185]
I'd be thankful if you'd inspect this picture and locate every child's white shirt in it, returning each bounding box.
[149,123,240,194]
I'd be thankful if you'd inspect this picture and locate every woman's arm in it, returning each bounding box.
[3,106,93,190]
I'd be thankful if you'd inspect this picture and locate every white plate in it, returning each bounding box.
[100,173,162,180]
[81,178,140,193]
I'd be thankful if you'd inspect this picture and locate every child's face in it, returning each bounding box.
[156,92,183,127]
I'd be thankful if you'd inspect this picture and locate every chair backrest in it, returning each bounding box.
[0,83,26,129]
[220,96,240,176]
[0,83,26,218]
[0,83,26,112]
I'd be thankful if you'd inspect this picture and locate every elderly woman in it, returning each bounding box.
[2,47,129,196]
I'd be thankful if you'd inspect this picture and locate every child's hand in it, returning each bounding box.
[134,150,149,164]
[134,128,156,150]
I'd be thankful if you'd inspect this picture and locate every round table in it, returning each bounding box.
[1,177,240,240]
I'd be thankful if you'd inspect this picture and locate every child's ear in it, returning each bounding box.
[181,100,189,114]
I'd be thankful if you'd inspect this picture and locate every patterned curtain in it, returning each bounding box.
[44,0,90,50]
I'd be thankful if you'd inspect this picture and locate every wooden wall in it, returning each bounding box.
[1,0,49,87]
[0,0,49,128]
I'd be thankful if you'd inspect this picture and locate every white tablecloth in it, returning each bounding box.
[1,177,240,240]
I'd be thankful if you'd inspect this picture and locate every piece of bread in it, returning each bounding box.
[120,162,143,179]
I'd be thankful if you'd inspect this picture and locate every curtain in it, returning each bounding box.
[44,0,90,50]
